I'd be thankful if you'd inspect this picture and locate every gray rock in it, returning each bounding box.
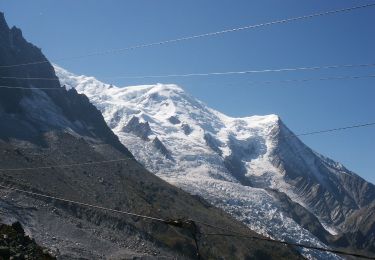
[122,116,152,140]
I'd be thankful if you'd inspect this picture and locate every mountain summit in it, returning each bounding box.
[55,65,375,257]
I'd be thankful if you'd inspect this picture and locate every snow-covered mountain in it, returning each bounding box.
[1,13,306,259]
[55,65,375,257]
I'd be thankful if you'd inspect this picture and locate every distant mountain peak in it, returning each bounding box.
[0,11,8,30]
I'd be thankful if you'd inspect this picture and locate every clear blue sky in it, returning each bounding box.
[1,0,374,183]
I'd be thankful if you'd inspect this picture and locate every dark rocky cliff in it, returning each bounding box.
[270,118,375,254]
[0,12,132,156]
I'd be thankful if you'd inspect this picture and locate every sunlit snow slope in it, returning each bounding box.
[55,65,375,258]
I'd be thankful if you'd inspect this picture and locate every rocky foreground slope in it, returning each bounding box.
[0,221,55,259]
[0,12,303,259]
[55,67,375,257]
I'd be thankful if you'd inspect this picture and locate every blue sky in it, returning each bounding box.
[1,0,374,183]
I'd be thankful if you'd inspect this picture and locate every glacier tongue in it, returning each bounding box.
[55,65,359,259]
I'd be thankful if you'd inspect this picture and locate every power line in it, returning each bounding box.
[1,183,374,259]
[2,73,375,91]
[0,182,202,256]
[95,63,375,79]
[0,74,375,90]
[0,85,65,90]
[1,73,375,91]
[245,74,375,85]
[0,118,370,201]
[0,158,133,171]
[0,3,374,69]
[0,183,167,223]
[203,233,375,259]
[1,63,375,81]
[0,182,199,233]
[0,121,373,173]
[191,219,375,259]
[293,122,375,137]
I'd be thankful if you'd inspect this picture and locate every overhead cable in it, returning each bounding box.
[204,233,375,259]
[0,3,374,68]
[0,158,133,171]
[0,74,375,91]
[293,122,375,137]
[0,122,373,172]
[1,63,375,80]
[1,183,373,259]
[0,183,167,223]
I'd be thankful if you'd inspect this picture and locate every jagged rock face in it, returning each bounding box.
[122,116,152,140]
[0,13,304,259]
[168,116,181,125]
[267,189,333,245]
[337,202,375,252]
[181,123,192,135]
[271,121,375,227]
[0,12,131,156]
[55,64,375,258]
[152,137,171,159]
[204,133,222,156]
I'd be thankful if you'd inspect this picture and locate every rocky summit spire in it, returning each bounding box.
[0,12,8,30]
[0,12,10,41]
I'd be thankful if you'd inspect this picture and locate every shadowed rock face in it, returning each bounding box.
[204,132,222,156]
[152,137,172,159]
[181,123,192,135]
[337,202,375,253]
[268,119,375,254]
[0,12,131,157]
[271,119,375,228]
[0,12,303,259]
[122,116,152,140]
[267,189,333,244]
[168,116,181,125]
